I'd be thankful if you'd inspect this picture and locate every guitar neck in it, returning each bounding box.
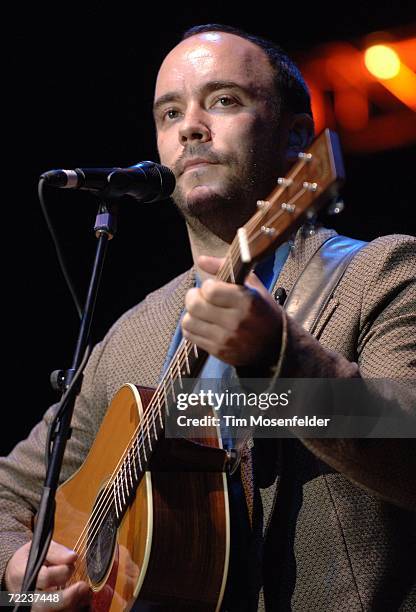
[113,129,344,517]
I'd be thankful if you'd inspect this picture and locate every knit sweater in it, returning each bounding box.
[0,227,415,610]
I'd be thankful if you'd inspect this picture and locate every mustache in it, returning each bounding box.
[173,145,230,175]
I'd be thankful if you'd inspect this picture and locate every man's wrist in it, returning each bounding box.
[236,309,287,379]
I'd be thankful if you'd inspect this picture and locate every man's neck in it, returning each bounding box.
[186,218,230,282]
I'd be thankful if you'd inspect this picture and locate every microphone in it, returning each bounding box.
[40,161,176,203]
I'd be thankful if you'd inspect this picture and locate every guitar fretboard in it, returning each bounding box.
[105,129,344,523]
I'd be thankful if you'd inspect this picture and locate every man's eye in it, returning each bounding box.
[215,96,236,107]
[164,109,180,120]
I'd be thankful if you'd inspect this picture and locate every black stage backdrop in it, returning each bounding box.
[3,2,415,455]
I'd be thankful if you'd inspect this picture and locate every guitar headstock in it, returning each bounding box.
[237,129,345,265]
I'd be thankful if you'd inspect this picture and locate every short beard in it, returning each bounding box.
[173,158,280,243]
[172,176,258,243]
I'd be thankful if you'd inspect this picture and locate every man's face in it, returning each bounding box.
[154,32,289,239]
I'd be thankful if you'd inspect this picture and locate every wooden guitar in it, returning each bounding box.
[53,129,344,611]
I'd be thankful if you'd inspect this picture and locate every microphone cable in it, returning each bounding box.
[38,178,83,320]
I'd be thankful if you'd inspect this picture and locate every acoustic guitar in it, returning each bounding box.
[53,129,344,611]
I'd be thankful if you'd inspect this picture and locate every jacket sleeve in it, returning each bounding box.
[266,235,416,510]
[0,335,111,585]
[0,266,192,586]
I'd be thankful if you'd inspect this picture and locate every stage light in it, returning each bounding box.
[364,44,401,79]
[297,33,416,152]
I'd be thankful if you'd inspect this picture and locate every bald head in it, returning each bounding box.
[155,31,279,121]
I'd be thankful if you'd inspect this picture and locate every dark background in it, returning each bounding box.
[3,2,415,455]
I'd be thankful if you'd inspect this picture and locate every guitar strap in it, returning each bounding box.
[253,235,367,521]
[282,234,367,333]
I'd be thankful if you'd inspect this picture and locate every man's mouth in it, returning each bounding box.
[181,158,216,174]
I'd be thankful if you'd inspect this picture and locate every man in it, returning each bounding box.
[1,24,415,611]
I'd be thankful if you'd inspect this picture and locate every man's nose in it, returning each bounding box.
[179,106,211,145]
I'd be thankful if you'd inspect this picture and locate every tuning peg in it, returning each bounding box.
[261,226,277,236]
[277,177,293,186]
[298,152,313,161]
[327,197,345,215]
[303,181,318,192]
[256,200,270,209]
[281,202,296,213]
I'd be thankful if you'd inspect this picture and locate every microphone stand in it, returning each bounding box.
[19,199,118,608]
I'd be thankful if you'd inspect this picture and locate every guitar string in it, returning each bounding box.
[65,165,313,584]
[65,253,243,585]
[70,153,311,550]
[65,260,239,585]
[67,222,300,574]
[67,183,310,585]
[64,182,285,577]
[66,181,310,585]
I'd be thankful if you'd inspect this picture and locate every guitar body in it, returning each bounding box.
[53,384,230,611]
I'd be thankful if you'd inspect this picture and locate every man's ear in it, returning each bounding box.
[286,113,315,159]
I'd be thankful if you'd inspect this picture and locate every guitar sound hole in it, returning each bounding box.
[86,490,118,585]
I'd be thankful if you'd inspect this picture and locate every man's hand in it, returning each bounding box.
[5,540,91,610]
[182,255,284,368]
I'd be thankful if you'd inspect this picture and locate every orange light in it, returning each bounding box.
[334,88,369,131]
[364,44,401,79]
[380,65,416,111]
[297,32,416,153]
[364,43,416,111]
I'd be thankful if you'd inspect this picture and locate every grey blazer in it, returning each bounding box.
[0,227,415,610]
